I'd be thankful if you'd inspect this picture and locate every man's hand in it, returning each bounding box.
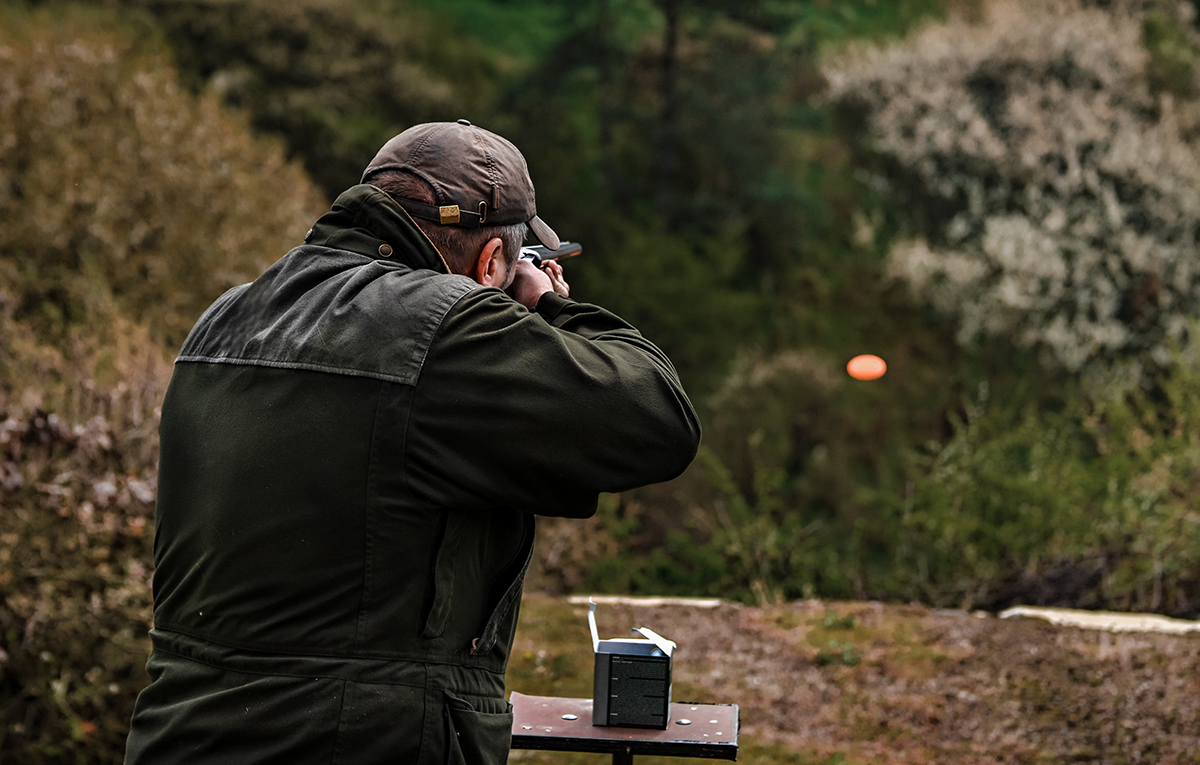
[543,259,570,298]
[507,258,570,309]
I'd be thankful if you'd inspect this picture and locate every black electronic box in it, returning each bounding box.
[588,601,676,730]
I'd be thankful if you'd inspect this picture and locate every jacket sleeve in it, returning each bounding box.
[404,290,701,518]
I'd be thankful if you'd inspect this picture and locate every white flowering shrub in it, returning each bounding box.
[826,0,1200,371]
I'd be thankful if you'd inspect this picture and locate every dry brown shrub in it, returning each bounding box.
[0,6,326,348]
[0,302,167,762]
[0,6,328,761]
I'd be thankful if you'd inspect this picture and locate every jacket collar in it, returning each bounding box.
[305,184,451,274]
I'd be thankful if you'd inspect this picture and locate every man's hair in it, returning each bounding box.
[370,170,527,276]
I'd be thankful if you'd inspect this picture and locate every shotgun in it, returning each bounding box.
[518,242,582,268]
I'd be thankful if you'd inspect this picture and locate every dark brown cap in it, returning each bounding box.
[361,120,560,250]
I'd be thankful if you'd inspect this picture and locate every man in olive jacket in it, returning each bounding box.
[124,120,701,764]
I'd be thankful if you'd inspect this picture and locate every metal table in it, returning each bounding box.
[510,692,738,763]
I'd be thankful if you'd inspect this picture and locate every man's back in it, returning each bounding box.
[125,184,701,764]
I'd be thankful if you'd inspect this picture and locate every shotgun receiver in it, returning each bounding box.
[518,242,582,268]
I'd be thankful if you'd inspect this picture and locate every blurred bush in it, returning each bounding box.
[826,0,1200,374]
[0,5,325,350]
[544,342,1200,618]
[85,0,495,196]
[886,342,1200,615]
[0,276,169,762]
[528,0,1200,618]
[1143,7,1200,97]
[0,353,165,763]
[784,0,1200,614]
[0,6,325,761]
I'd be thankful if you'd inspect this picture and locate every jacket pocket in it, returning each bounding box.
[442,690,513,765]
[421,510,468,639]
[473,515,535,656]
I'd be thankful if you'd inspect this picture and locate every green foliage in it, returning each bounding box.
[876,343,1200,613]
[580,340,1200,615]
[815,639,860,667]
[484,0,955,388]
[408,0,572,63]
[569,222,764,392]
[37,0,959,390]
[751,0,956,47]
[0,5,325,349]
[72,0,500,196]
[570,0,1200,616]
[889,390,1102,606]
[823,612,855,630]
[1143,10,1199,96]
[585,435,845,604]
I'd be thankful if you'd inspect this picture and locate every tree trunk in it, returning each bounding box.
[657,0,680,223]
[596,0,622,210]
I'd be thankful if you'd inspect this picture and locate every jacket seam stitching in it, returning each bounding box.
[417,669,433,765]
[401,286,482,511]
[174,355,417,386]
[410,282,481,381]
[353,381,386,650]
[331,678,349,765]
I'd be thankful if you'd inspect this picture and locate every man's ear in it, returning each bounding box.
[473,237,505,287]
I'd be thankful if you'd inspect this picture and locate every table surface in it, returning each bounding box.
[509,692,738,760]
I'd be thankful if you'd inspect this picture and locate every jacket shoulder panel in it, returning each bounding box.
[177,246,481,385]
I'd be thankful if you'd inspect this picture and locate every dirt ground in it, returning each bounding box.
[505,595,1200,764]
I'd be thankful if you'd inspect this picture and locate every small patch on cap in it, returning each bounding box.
[304,228,313,242]
[378,243,393,257]
[457,118,471,126]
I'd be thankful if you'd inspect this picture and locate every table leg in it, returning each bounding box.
[612,748,634,765]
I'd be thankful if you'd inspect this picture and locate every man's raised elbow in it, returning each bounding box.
[659,409,702,481]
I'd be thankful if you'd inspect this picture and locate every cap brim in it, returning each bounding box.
[529,215,561,251]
